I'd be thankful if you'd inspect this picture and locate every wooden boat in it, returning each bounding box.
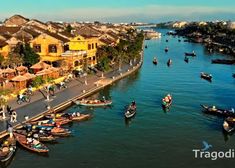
[14,133,49,153]
[75,99,112,107]
[0,137,16,162]
[50,127,71,137]
[200,72,212,81]
[46,113,91,122]
[167,59,172,67]
[162,99,172,109]
[29,118,71,126]
[164,47,169,52]
[185,52,196,56]
[125,103,136,119]
[223,117,235,133]
[68,113,91,121]
[153,57,158,65]
[162,94,172,109]
[184,56,189,63]
[14,129,56,142]
[200,105,235,117]
[211,59,235,65]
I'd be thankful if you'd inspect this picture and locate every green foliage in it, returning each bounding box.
[2,52,23,68]
[0,89,11,96]
[96,31,144,71]
[46,77,54,83]
[0,54,4,65]
[66,24,73,33]
[22,44,40,66]
[97,57,110,71]
[32,76,45,88]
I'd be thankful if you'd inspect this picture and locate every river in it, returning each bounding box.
[5,29,235,168]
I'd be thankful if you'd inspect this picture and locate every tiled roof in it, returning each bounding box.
[0,40,8,47]
[75,26,101,37]
[0,26,21,34]
[58,31,74,39]
[22,28,40,38]
[45,31,69,43]
[0,33,12,40]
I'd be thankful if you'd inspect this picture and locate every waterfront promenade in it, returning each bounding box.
[0,53,143,137]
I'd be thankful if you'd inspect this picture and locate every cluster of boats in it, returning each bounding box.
[201,105,235,133]
[0,106,95,163]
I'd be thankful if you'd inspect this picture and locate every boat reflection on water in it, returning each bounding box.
[124,115,136,127]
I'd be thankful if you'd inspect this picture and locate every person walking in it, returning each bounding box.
[11,110,17,123]
[7,122,13,138]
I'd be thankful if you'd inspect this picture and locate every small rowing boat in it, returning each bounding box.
[46,112,91,122]
[14,133,49,153]
[167,59,172,67]
[125,101,136,119]
[200,72,212,81]
[162,94,172,109]
[185,51,196,56]
[75,99,112,107]
[0,136,16,162]
[153,57,158,65]
[165,47,169,53]
[223,117,235,133]
[201,105,235,117]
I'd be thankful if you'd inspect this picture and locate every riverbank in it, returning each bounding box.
[0,48,144,138]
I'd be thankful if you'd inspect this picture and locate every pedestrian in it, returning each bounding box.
[6,122,13,138]
[12,110,17,123]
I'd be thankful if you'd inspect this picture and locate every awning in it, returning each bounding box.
[11,75,28,82]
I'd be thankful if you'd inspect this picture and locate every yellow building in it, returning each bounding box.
[30,32,69,62]
[69,35,99,67]
[0,40,10,58]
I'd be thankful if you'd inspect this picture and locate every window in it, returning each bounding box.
[93,56,96,61]
[48,44,57,53]
[33,44,41,53]
[88,44,91,50]
[92,43,94,49]
[95,43,98,48]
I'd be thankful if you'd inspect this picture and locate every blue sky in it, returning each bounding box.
[0,0,235,22]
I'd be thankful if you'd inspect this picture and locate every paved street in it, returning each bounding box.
[0,61,138,133]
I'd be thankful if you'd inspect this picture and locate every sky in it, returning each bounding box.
[0,0,235,23]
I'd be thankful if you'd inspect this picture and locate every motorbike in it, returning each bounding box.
[17,94,31,105]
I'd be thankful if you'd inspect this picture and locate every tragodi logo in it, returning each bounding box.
[192,141,235,160]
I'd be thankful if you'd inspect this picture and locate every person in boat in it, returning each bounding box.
[71,112,81,118]
[130,101,136,110]
[211,106,217,111]
[162,98,167,106]
[101,96,106,103]
[167,94,172,102]
[230,108,235,113]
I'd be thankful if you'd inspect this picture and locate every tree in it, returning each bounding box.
[66,24,73,33]
[2,52,23,68]
[32,76,45,88]
[22,44,40,67]
[0,54,4,66]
